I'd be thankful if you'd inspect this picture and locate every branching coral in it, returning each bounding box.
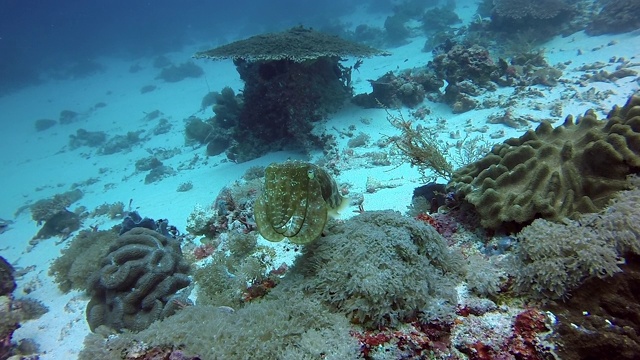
[386,110,454,182]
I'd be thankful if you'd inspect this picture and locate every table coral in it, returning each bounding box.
[450,93,640,229]
[195,26,389,162]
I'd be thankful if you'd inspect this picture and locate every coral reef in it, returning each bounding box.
[78,210,463,358]
[144,165,176,184]
[0,257,16,297]
[1,258,44,359]
[59,109,79,124]
[134,156,162,172]
[422,5,461,32]
[254,161,347,244]
[428,44,500,112]
[211,86,243,130]
[586,0,640,35]
[511,218,621,299]
[195,26,388,162]
[0,219,11,235]
[352,69,442,108]
[510,175,640,299]
[85,227,191,332]
[194,26,386,62]
[91,202,125,219]
[384,13,411,46]
[545,254,640,359]
[100,131,143,155]
[119,211,174,237]
[79,294,359,360]
[30,189,83,224]
[449,93,640,229]
[183,117,215,144]
[183,116,230,157]
[186,180,261,240]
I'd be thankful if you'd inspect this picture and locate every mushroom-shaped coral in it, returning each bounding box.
[195,26,388,162]
[449,93,640,229]
[254,161,347,244]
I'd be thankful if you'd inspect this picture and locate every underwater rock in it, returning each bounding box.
[33,209,81,240]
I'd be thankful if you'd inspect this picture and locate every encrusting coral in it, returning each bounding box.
[449,93,640,229]
[85,227,191,332]
[254,161,347,244]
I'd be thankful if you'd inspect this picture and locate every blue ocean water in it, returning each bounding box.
[0,0,392,94]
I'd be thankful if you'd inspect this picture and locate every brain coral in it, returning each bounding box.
[450,93,640,229]
[86,227,191,332]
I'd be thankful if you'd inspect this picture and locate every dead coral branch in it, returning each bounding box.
[385,109,453,182]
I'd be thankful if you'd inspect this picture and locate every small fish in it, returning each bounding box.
[353,59,363,73]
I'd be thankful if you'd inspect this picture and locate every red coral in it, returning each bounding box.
[352,321,453,358]
[351,330,393,357]
[193,243,216,260]
[415,213,457,238]
[242,278,277,302]
[506,308,549,359]
[268,263,288,276]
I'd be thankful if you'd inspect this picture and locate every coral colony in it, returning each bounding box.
[3,0,640,359]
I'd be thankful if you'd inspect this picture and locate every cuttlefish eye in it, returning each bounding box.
[307,169,315,179]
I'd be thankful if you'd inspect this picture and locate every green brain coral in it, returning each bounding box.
[450,93,640,229]
[254,161,347,244]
